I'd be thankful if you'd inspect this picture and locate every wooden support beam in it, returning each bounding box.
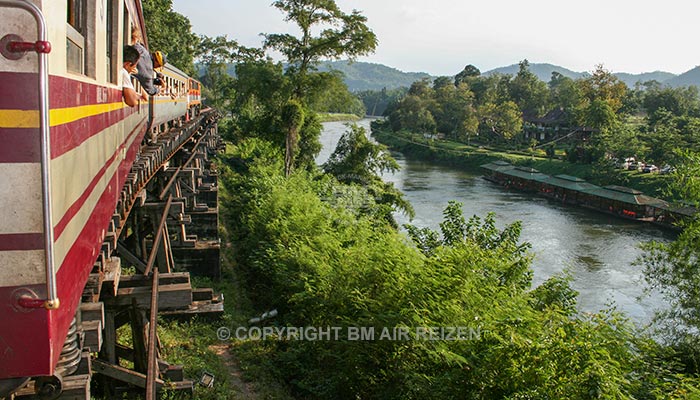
[103,282,192,310]
[115,241,147,274]
[100,310,117,365]
[145,195,173,276]
[146,269,159,400]
[130,301,148,374]
[92,359,164,390]
[14,375,91,400]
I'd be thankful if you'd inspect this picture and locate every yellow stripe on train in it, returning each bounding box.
[0,103,128,129]
[0,98,189,129]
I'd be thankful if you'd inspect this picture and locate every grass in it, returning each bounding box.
[108,232,292,399]
[317,113,362,122]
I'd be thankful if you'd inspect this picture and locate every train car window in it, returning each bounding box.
[106,0,119,84]
[67,0,85,74]
[123,5,130,47]
[67,0,96,78]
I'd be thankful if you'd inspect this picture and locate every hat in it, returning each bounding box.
[153,51,166,68]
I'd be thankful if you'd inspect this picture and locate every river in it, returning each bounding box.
[318,119,674,324]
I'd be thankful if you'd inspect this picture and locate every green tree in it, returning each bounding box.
[643,86,700,122]
[142,0,199,75]
[356,87,407,116]
[263,0,378,99]
[642,151,700,371]
[323,124,414,221]
[576,64,627,129]
[454,64,481,86]
[306,70,365,116]
[479,100,523,140]
[282,100,305,176]
[388,94,436,134]
[509,59,550,116]
[433,81,478,140]
[261,0,377,174]
[549,72,581,119]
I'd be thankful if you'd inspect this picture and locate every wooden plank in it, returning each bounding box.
[160,300,224,317]
[163,364,184,382]
[102,256,122,296]
[82,272,104,302]
[80,302,104,326]
[192,288,214,301]
[117,272,190,288]
[82,320,103,352]
[103,283,192,310]
[59,374,91,400]
[75,351,92,376]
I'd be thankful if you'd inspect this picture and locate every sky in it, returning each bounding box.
[171,0,700,76]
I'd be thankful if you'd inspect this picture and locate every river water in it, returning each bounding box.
[318,119,674,324]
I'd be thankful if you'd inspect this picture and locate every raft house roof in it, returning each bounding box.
[655,204,698,217]
[480,162,669,207]
[501,166,550,181]
[535,174,600,191]
[481,161,515,172]
[578,185,668,207]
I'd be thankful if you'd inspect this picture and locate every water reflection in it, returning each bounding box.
[319,119,673,324]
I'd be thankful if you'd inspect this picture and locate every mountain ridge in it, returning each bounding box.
[315,61,696,91]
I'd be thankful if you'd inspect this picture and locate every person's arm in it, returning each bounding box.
[121,68,140,107]
[123,86,141,107]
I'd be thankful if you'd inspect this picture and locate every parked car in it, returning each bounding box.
[619,157,635,170]
[660,165,675,175]
[642,164,658,173]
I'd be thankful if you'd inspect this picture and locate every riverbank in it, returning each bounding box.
[371,122,672,200]
[317,113,362,122]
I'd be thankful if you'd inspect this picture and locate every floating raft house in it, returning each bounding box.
[481,161,689,226]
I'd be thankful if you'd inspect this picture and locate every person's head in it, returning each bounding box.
[131,26,142,44]
[123,45,140,73]
[152,51,166,69]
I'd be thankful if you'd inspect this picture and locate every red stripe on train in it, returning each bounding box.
[0,72,38,110]
[0,128,40,163]
[0,232,43,251]
[0,72,121,110]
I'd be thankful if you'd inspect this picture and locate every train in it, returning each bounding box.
[0,0,207,395]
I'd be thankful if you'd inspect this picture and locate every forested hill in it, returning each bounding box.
[316,61,432,91]
[665,66,700,88]
[615,71,677,87]
[200,60,698,91]
[484,63,583,81]
[484,63,677,87]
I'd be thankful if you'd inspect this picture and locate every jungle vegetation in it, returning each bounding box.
[143,1,700,398]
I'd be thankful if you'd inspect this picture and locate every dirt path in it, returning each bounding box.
[209,343,257,399]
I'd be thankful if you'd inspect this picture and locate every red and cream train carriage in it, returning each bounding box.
[0,0,202,390]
